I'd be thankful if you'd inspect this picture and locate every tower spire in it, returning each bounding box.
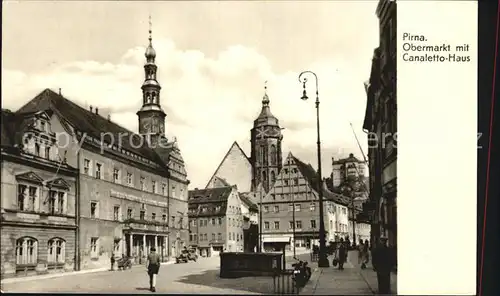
[145,14,156,63]
[148,14,152,44]
[262,80,270,106]
[137,13,166,146]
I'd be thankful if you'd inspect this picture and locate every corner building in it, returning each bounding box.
[1,110,79,278]
[362,0,397,254]
[11,28,190,270]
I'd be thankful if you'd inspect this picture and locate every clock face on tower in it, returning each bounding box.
[142,120,151,131]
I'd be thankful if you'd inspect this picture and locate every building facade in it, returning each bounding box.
[331,153,367,188]
[188,186,245,257]
[362,0,397,251]
[260,153,350,251]
[1,110,79,278]
[6,28,190,272]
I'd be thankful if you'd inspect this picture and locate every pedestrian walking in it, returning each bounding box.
[357,239,364,265]
[335,238,347,270]
[372,236,394,295]
[146,247,161,292]
[363,240,370,266]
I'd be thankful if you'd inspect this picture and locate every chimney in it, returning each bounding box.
[107,114,111,121]
[95,107,99,115]
[58,88,62,95]
[89,105,93,112]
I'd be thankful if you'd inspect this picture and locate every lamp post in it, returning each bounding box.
[298,71,329,268]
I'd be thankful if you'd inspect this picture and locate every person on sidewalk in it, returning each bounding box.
[146,247,161,292]
[336,238,347,270]
[357,239,364,265]
[372,236,394,295]
[362,240,370,268]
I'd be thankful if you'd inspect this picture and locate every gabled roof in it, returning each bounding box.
[188,186,234,217]
[204,141,251,188]
[290,154,350,207]
[213,176,232,187]
[239,192,259,212]
[14,89,186,178]
[332,153,363,165]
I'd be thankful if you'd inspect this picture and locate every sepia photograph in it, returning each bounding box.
[1,0,397,294]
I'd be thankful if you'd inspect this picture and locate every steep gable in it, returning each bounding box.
[265,152,350,206]
[205,141,252,192]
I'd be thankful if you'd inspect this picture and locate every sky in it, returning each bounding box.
[2,1,379,189]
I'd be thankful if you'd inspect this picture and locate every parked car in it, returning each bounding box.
[176,249,198,263]
[116,255,132,270]
[187,248,198,261]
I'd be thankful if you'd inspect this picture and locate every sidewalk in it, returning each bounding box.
[1,259,176,284]
[299,251,397,295]
[358,259,397,295]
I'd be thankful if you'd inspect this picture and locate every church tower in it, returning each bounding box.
[250,83,283,192]
[137,16,166,147]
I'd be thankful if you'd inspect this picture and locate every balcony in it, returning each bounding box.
[123,218,169,233]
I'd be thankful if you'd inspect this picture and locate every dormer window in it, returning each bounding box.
[40,121,46,132]
[45,146,51,160]
[35,143,40,156]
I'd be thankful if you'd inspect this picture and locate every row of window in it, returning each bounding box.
[262,202,348,215]
[82,158,183,198]
[89,201,185,229]
[193,217,243,228]
[15,237,66,265]
[268,192,316,201]
[263,220,317,230]
[190,232,243,242]
[17,184,68,215]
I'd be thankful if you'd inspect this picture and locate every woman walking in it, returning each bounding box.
[146,247,161,292]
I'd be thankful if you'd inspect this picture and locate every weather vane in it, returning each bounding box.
[148,14,152,40]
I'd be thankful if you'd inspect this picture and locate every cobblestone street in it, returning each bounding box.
[1,252,309,294]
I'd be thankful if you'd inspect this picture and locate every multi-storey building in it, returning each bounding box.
[1,109,79,278]
[331,153,367,188]
[260,153,350,250]
[188,186,245,257]
[239,192,259,252]
[5,27,190,271]
[362,0,397,251]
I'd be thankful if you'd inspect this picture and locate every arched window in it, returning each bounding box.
[270,145,277,165]
[48,238,66,263]
[262,171,267,182]
[263,146,268,164]
[35,143,40,156]
[270,171,276,184]
[259,145,265,164]
[146,92,151,104]
[16,237,38,265]
[151,92,156,104]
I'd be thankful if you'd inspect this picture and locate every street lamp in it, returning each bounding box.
[298,71,329,268]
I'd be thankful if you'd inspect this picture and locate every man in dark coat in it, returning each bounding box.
[372,236,394,294]
[337,239,347,270]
